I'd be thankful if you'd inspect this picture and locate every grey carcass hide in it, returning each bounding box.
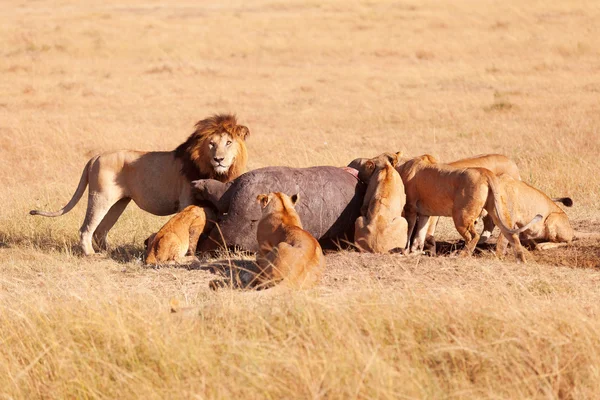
[192,166,365,252]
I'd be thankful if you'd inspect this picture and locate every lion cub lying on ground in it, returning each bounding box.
[493,174,574,255]
[354,153,408,253]
[145,205,215,265]
[255,192,325,289]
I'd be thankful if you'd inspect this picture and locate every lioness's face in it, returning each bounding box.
[207,133,239,175]
[348,152,402,183]
[257,192,299,214]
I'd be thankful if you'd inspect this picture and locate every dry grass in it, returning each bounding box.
[1,0,600,398]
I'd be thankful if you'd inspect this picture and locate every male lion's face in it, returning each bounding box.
[206,133,240,175]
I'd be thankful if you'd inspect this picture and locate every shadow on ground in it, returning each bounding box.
[108,244,145,263]
[189,257,262,289]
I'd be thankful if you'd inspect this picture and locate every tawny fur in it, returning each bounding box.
[395,154,541,262]
[30,114,249,256]
[492,174,574,256]
[422,154,572,253]
[145,205,217,265]
[255,192,325,289]
[354,153,408,253]
[423,153,523,251]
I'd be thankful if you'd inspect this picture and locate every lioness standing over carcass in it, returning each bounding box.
[424,153,522,248]
[493,174,574,255]
[422,154,572,253]
[396,154,542,262]
[30,114,249,256]
[144,205,217,266]
[255,192,325,289]
[354,153,408,253]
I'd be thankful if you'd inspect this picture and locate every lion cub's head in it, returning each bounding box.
[175,114,250,183]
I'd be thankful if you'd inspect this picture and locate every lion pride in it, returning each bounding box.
[422,154,572,254]
[423,153,523,253]
[354,152,408,253]
[255,192,325,289]
[30,114,249,256]
[395,154,542,262]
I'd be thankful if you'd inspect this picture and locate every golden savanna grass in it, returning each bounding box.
[1,0,600,398]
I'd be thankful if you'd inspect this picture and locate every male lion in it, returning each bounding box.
[396,154,542,262]
[493,174,574,254]
[255,192,325,289]
[354,153,408,253]
[144,205,217,266]
[30,114,249,256]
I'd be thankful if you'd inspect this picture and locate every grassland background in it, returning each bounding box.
[1,0,600,398]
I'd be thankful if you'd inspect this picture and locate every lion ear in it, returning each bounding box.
[236,125,250,140]
[290,193,299,205]
[391,152,402,167]
[366,160,375,170]
[384,153,396,166]
[424,154,438,164]
[256,194,271,208]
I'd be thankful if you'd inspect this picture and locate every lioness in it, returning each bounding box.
[493,174,574,255]
[423,153,523,252]
[144,205,217,265]
[30,114,249,256]
[396,154,542,262]
[255,192,325,289]
[423,154,572,253]
[354,153,408,253]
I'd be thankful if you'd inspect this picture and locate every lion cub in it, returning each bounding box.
[255,192,325,289]
[354,153,408,253]
[145,205,215,265]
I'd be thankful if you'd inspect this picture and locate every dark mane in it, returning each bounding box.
[174,114,248,182]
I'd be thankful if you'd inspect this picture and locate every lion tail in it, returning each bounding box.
[552,197,573,207]
[485,172,543,235]
[29,157,94,217]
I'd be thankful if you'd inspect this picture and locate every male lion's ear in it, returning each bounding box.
[256,194,271,208]
[366,160,375,170]
[237,125,250,140]
[290,193,300,205]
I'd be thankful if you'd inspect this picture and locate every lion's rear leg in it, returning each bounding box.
[454,213,480,257]
[479,212,495,244]
[93,198,132,251]
[496,231,526,263]
[495,234,509,259]
[509,233,526,263]
[79,192,121,256]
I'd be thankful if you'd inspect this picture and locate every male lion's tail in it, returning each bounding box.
[485,171,543,235]
[29,157,94,217]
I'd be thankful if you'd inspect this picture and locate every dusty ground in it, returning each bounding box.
[1,0,600,398]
